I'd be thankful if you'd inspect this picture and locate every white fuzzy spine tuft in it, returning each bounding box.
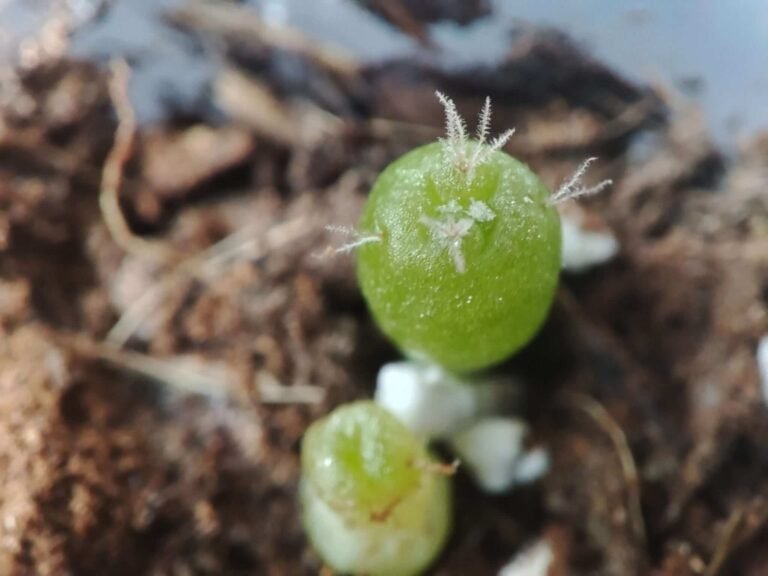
[551,157,613,204]
[435,92,515,182]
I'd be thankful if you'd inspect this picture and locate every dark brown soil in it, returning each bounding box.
[0,5,767,576]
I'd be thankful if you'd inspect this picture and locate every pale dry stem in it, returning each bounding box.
[69,335,324,404]
[101,59,175,262]
[704,508,747,576]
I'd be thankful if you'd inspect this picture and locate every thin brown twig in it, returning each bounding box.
[169,0,359,77]
[700,494,768,576]
[412,458,460,477]
[67,334,325,404]
[369,0,431,46]
[704,508,746,576]
[102,58,175,262]
[564,391,647,552]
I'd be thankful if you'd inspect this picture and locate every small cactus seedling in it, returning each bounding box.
[355,93,610,372]
[301,401,451,576]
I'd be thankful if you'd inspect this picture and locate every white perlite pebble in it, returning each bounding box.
[375,361,478,438]
[449,417,550,494]
[511,447,550,486]
[758,335,768,405]
[498,539,554,576]
[375,361,542,494]
[561,214,619,273]
[375,361,522,439]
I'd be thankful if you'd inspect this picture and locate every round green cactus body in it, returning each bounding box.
[301,401,451,576]
[357,139,561,373]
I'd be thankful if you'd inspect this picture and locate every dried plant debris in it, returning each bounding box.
[359,0,492,29]
[0,324,321,576]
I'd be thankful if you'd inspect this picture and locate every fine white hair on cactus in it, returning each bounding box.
[324,225,381,254]
[435,91,515,182]
[435,91,468,164]
[489,129,516,152]
[475,96,492,143]
[550,157,613,204]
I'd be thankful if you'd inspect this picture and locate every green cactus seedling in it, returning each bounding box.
[353,94,609,372]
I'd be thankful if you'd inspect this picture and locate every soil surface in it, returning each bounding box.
[0,2,767,575]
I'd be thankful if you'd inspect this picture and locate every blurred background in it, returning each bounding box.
[5,0,768,141]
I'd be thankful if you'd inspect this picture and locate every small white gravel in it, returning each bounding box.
[510,447,551,486]
[449,417,549,494]
[375,361,521,438]
[375,361,545,493]
[375,361,479,438]
[561,213,619,273]
[758,335,768,405]
[498,539,554,576]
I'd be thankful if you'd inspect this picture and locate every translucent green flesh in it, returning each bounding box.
[302,401,425,520]
[357,141,561,373]
[301,476,450,576]
[301,401,451,575]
